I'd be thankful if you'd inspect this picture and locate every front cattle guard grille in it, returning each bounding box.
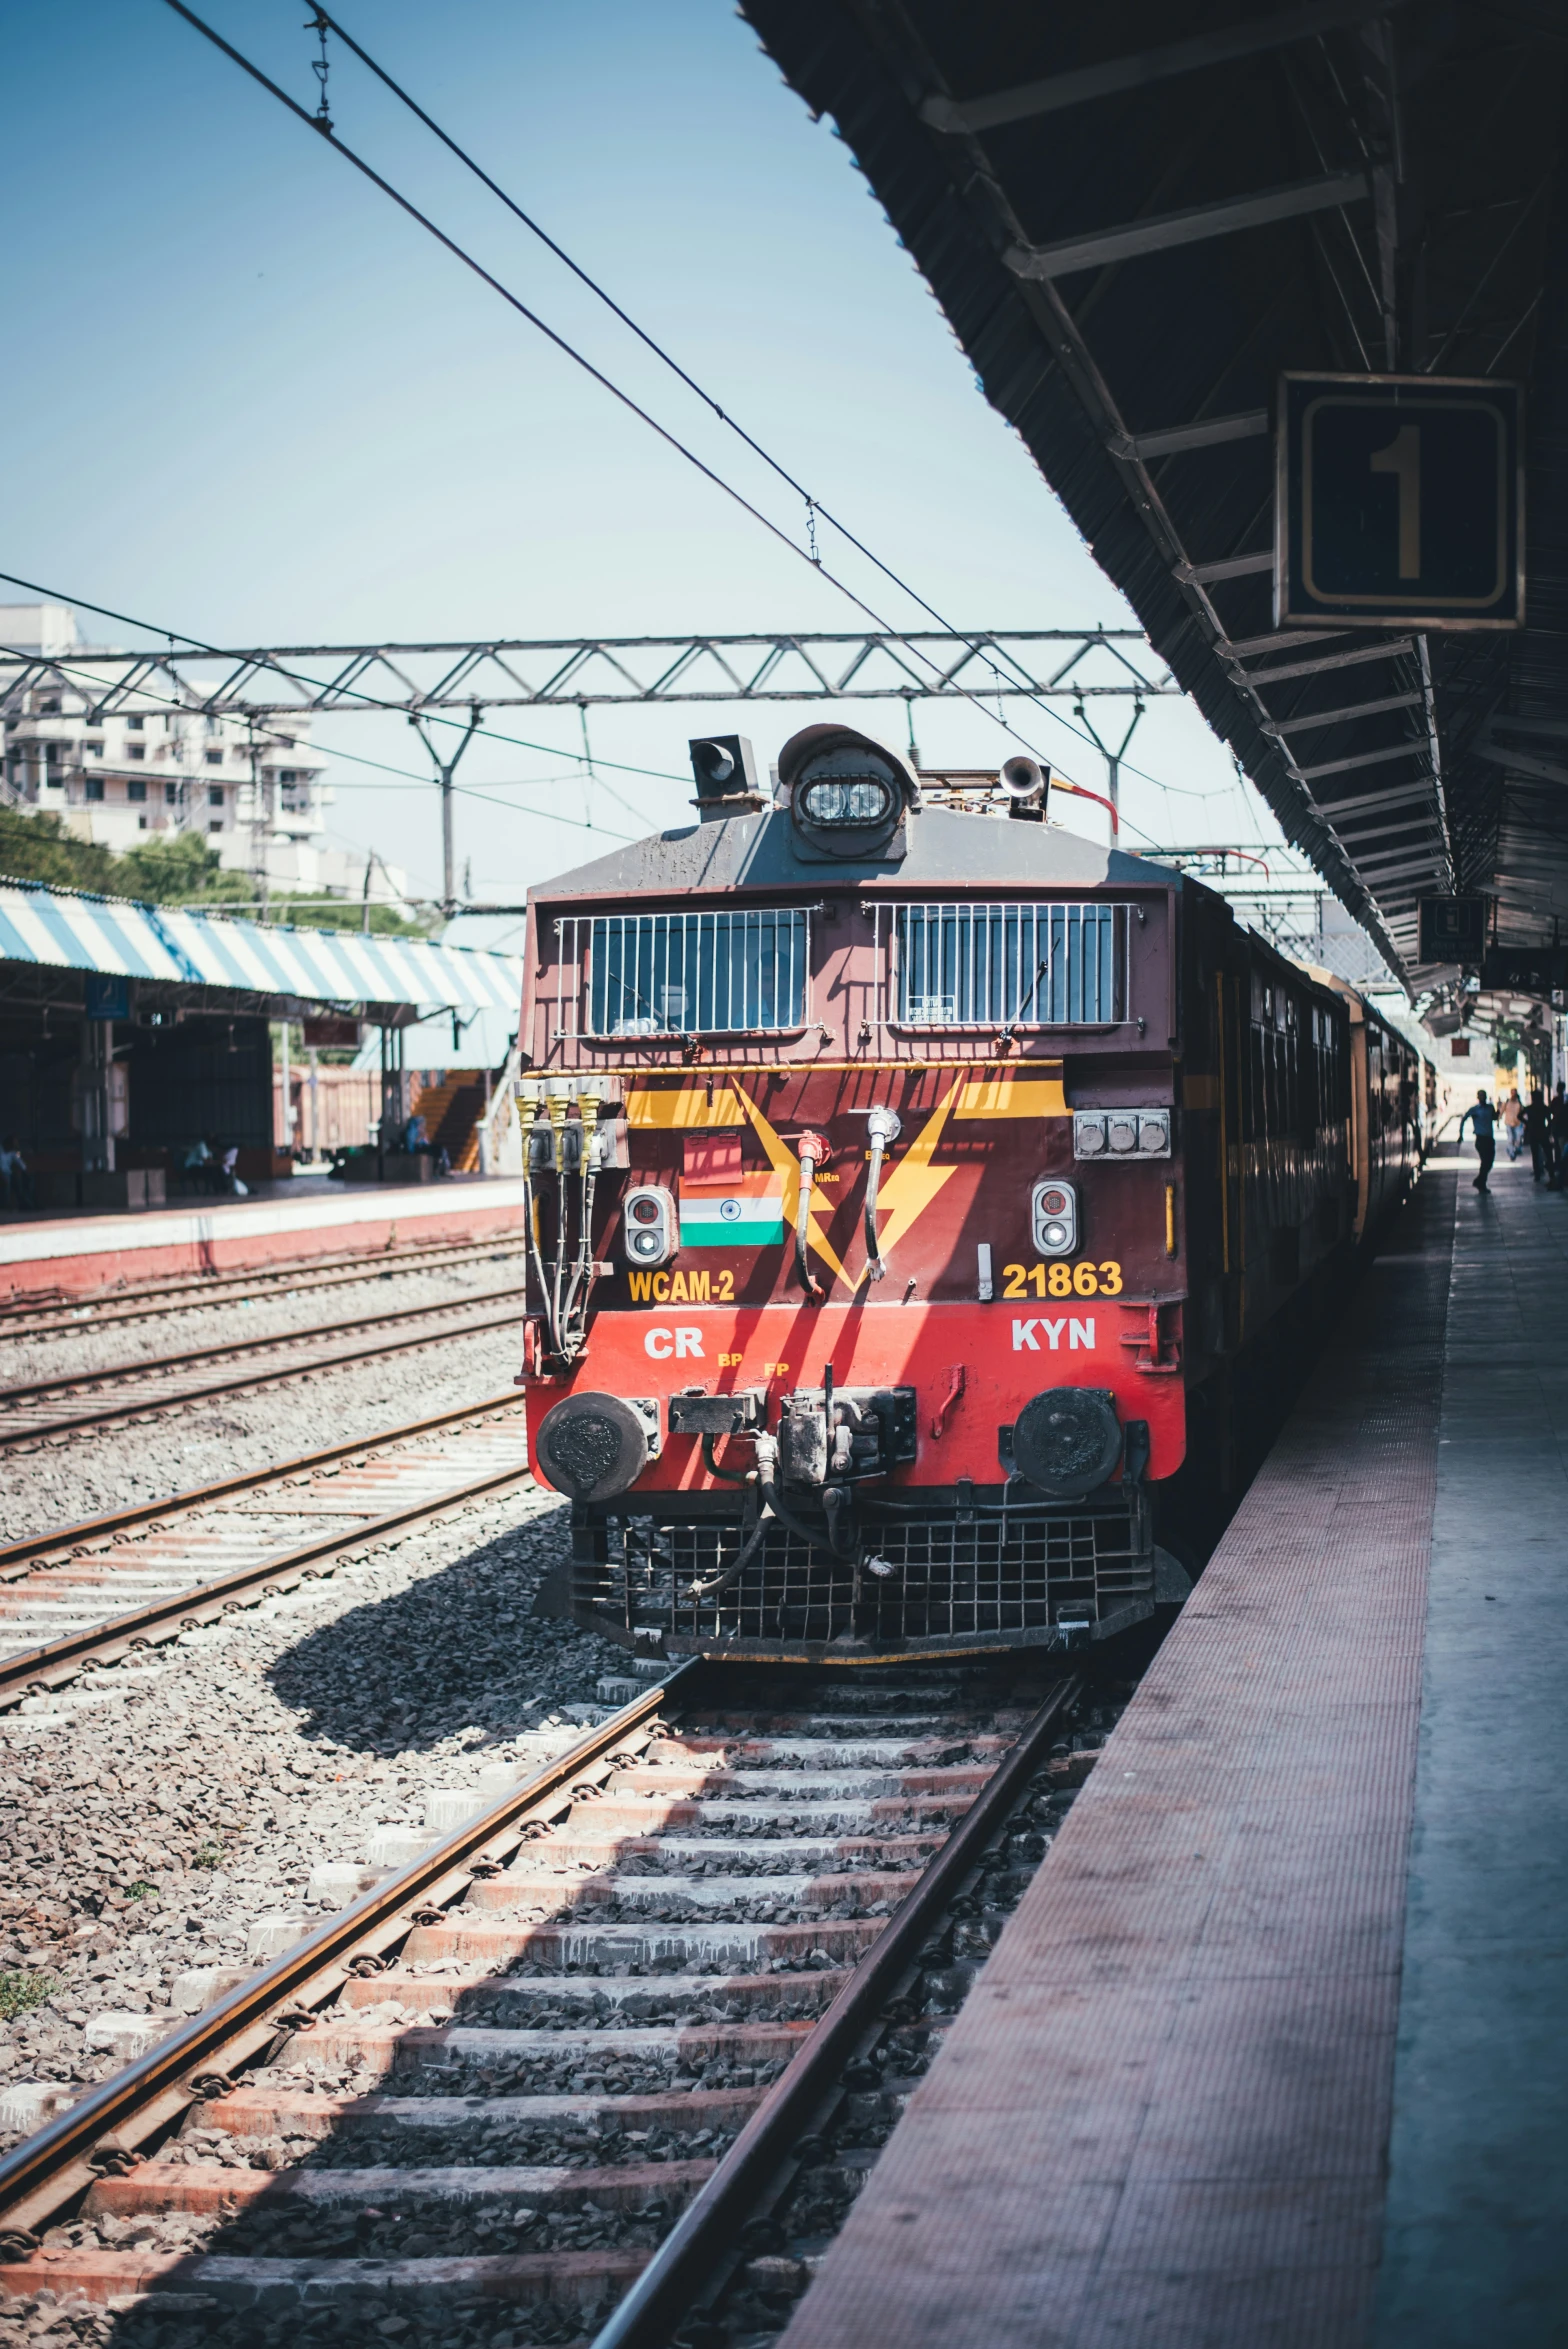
[570,1500,1155,1654]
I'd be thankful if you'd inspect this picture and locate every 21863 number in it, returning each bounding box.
[1002,1260,1123,1299]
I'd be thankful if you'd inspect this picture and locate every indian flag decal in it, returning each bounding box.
[680,1171,786,1249]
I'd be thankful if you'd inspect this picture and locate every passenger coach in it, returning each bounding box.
[512,727,1420,1661]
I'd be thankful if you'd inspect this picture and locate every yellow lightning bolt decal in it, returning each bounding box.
[731,1084,853,1292]
[859,1079,964,1286]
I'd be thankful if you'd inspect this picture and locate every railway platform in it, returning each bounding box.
[0,1173,530,1299]
[776,1146,1568,2349]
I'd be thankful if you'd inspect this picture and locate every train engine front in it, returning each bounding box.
[517,725,1186,1662]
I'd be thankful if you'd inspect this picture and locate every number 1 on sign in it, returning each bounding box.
[1370,423,1421,579]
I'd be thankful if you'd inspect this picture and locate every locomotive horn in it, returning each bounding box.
[1000,754,1048,801]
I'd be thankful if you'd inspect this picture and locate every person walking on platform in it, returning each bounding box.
[1503,1086,1524,1161]
[1523,1088,1550,1181]
[1548,1082,1568,1191]
[0,1137,33,1210]
[1458,1089,1496,1191]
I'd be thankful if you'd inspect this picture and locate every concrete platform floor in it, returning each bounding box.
[778,1149,1568,2348]
[0,1173,529,1296]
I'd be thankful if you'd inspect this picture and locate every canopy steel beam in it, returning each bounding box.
[1004,173,1370,281]
[1110,409,1269,462]
[920,0,1411,134]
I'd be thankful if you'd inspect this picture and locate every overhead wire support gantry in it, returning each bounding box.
[0,630,1175,722]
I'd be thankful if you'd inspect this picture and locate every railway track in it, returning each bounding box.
[0,1394,535,1709]
[0,1659,1116,2347]
[0,1283,530,1449]
[0,1233,527,1344]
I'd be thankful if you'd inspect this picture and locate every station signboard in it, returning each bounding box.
[1418,896,1489,965]
[84,974,131,1020]
[1277,374,1523,629]
[1481,944,1568,998]
[302,1013,364,1048]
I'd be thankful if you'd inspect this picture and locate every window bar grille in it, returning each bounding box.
[892,901,1130,1028]
[555,907,812,1037]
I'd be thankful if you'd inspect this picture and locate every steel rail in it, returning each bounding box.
[0,1304,530,1449]
[0,1279,526,1406]
[0,1414,536,1706]
[0,1666,701,2247]
[0,1390,525,1578]
[0,1235,527,1340]
[590,1670,1083,2349]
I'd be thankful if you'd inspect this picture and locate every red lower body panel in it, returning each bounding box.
[524,1297,1185,1495]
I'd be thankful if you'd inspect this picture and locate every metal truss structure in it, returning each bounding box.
[1146,845,1395,990]
[0,629,1174,721]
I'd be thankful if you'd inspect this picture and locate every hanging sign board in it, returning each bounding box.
[84,975,131,1021]
[1276,373,1523,629]
[1418,896,1488,964]
[1481,945,1568,997]
[302,1014,364,1049]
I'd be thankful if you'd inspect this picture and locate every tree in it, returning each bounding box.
[0,805,120,893]
[0,811,433,934]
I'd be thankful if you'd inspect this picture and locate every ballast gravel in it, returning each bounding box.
[0,1259,529,1543]
[0,1473,624,2155]
[0,1246,527,1389]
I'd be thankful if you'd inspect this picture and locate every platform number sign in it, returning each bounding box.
[1277,374,1523,629]
[1417,896,1488,966]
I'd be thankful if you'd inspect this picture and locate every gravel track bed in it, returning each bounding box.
[0,1478,622,2154]
[0,1252,522,1385]
[0,1303,529,1543]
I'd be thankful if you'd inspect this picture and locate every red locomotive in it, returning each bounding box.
[514,726,1422,1661]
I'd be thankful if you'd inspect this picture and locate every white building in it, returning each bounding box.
[0,602,406,906]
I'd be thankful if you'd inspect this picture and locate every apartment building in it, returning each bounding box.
[0,601,400,901]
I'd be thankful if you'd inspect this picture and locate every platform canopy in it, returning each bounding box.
[0,879,523,1026]
[740,0,1568,989]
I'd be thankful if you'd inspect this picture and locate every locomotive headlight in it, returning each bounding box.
[1031,1177,1079,1257]
[800,776,895,826]
[622,1185,676,1268]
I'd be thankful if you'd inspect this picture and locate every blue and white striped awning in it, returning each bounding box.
[0,880,523,1018]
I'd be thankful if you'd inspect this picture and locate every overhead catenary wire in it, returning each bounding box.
[306,6,1204,799]
[157,0,1156,824]
[0,631,640,880]
[0,572,690,789]
[295,6,1248,820]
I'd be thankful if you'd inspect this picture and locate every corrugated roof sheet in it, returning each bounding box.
[0,881,522,1017]
[739,0,1568,989]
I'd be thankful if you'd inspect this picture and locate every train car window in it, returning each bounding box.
[893,900,1131,1027]
[570,907,810,1037]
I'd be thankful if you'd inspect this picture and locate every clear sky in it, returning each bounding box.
[1,0,1285,944]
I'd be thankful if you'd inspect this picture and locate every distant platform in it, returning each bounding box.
[778,1147,1568,2349]
[0,1173,529,1297]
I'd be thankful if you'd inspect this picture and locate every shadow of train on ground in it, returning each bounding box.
[265,1491,624,1762]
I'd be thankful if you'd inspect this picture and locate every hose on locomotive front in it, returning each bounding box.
[862,1106,901,1283]
[524,1100,597,1368]
[558,1095,601,1358]
[522,1154,560,1363]
[684,1429,850,1597]
[794,1132,828,1301]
